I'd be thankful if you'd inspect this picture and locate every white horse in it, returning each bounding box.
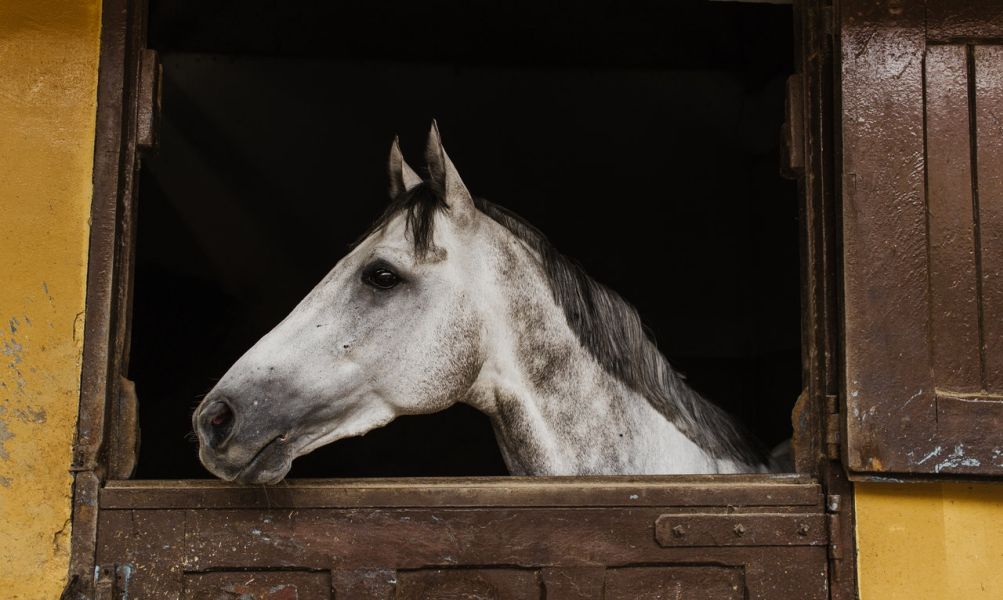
[193,123,771,484]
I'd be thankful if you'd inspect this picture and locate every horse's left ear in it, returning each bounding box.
[388,136,422,199]
[425,120,476,226]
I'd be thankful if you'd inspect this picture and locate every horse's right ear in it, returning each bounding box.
[388,136,422,199]
[425,120,476,227]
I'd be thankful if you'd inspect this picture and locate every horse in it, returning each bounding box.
[193,122,773,484]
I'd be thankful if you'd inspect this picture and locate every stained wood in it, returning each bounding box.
[183,571,331,600]
[840,0,1003,478]
[396,569,538,600]
[96,504,829,600]
[604,567,743,600]
[180,507,820,570]
[925,44,982,393]
[840,0,936,474]
[99,476,820,509]
[928,0,1003,42]
[975,44,1003,393]
[540,567,605,600]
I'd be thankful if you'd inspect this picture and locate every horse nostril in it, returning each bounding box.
[201,401,236,449]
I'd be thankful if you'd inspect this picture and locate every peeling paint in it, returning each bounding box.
[2,339,24,364]
[915,446,943,465]
[119,564,133,598]
[0,419,13,460]
[933,444,981,473]
[12,406,45,424]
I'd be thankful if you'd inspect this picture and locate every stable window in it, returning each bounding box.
[68,1,860,598]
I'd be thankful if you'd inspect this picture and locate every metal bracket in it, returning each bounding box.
[655,513,827,548]
[136,48,162,152]
[781,73,805,179]
[826,494,844,561]
[92,563,133,600]
[824,394,841,460]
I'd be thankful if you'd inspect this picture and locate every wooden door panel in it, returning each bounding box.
[394,569,539,599]
[184,571,330,600]
[926,44,982,394]
[603,567,743,600]
[95,479,830,600]
[975,44,1003,393]
[840,0,1003,477]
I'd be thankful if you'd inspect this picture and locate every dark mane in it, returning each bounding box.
[364,181,766,465]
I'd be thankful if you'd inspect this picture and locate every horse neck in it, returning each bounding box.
[464,227,757,475]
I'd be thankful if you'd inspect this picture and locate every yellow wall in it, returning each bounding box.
[856,482,1003,600]
[0,1,102,598]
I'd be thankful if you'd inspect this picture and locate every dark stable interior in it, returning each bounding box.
[132,0,798,478]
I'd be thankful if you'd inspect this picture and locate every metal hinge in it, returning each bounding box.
[825,394,841,460]
[93,564,133,600]
[780,73,804,180]
[136,48,162,152]
[826,494,844,561]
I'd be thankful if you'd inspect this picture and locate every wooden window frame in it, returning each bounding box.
[65,0,857,598]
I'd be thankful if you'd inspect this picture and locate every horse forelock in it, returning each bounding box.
[360,181,766,466]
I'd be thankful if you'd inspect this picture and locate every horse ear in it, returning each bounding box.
[388,136,422,199]
[425,120,476,225]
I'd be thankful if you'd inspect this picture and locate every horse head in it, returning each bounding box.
[193,123,490,484]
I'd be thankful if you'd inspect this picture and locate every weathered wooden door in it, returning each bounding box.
[840,0,1003,477]
[94,477,831,599]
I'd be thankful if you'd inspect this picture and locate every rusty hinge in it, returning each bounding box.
[780,73,804,179]
[825,393,841,460]
[826,494,844,561]
[654,513,827,548]
[93,564,133,600]
[136,48,162,152]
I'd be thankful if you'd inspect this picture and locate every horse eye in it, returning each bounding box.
[363,267,401,290]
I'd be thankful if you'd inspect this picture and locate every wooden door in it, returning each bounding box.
[94,477,831,599]
[840,0,1003,477]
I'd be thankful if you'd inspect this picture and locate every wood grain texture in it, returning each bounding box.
[974,45,1003,393]
[95,481,829,599]
[928,0,1003,42]
[925,44,982,393]
[840,0,935,474]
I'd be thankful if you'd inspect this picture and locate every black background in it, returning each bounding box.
[132,0,799,478]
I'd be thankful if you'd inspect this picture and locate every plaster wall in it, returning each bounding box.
[0,1,101,598]
[856,482,1003,600]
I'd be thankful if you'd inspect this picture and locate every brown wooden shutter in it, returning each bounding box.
[840,0,1003,477]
